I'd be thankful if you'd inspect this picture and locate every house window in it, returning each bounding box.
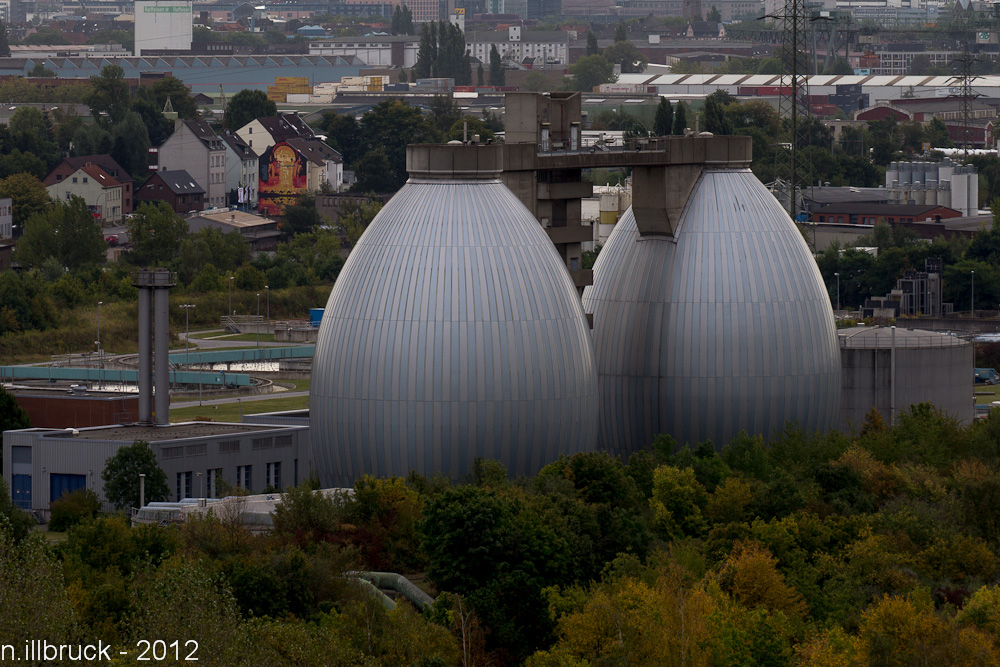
[83,177,88,183]
[72,177,77,183]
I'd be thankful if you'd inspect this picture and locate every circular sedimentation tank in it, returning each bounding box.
[584,168,841,456]
[311,144,598,486]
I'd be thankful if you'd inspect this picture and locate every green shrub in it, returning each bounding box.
[48,488,101,531]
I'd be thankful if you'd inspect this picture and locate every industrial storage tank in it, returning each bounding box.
[839,326,973,429]
[584,162,841,457]
[311,144,598,486]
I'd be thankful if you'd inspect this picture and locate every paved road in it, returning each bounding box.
[170,390,310,410]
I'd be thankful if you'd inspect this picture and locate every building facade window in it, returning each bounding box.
[266,462,282,490]
[176,471,192,500]
[206,468,223,498]
[236,464,252,491]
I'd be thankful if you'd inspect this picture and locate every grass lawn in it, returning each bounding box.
[170,394,309,422]
[975,384,1000,404]
[281,379,310,392]
[187,329,226,339]
[221,333,276,342]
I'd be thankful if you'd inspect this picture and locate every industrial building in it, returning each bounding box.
[838,326,973,430]
[134,0,194,57]
[3,421,310,512]
[310,143,599,487]
[885,160,979,218]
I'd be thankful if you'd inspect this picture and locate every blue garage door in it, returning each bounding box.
[50,474,86,503]
[11,475,31,510]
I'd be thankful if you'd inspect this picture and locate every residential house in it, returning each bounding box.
[236,113,315,157]
[258,139,343,216]
[156,119,227,209]
[219,130,258,209]
[44,164,123,225]
[44,155,135,215]
[134,170,206,215]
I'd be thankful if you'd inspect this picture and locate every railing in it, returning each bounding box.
[839,329,970,349]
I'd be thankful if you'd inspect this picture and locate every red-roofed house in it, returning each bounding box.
[43,164,123,225]
[44,155,135,215]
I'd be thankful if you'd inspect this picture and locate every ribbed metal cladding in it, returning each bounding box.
[583,169,841,457]
[311,177,598,487]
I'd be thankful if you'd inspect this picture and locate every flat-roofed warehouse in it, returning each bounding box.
[3,421,311,514]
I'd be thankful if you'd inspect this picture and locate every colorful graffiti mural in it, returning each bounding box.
[258,142,307,218]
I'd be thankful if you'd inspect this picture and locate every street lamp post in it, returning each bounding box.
[256,293,261,347]
[228,276,234,317]
[833,273,840,312]
[265,285,269,338]
[180,304,196,402]
[971,270,975,318]
[97,301,103,389]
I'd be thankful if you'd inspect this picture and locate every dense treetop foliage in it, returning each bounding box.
[5,405,1000,665]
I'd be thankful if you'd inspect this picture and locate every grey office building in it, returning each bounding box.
[4,422,311,513]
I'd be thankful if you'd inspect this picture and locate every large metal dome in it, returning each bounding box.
[311,146,598,487]
[584,168,841,457]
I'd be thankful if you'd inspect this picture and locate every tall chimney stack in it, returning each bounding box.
[133,269,176,425]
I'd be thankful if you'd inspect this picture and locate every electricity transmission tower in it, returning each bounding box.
[773,0,812,218]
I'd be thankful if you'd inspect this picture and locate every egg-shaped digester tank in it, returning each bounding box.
[584,168,841,457]
[311,144,598,487]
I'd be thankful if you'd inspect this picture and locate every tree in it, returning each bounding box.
[707,5,722,22]
[823,58,854,75]
[0,173,49,232]
[567,54,616,92]
[175,227,249,285]
[101,440,169,510]
[924,117,952,148]
[110,111,151,179]
[489,44,505,86]
[0,385,29,474]
[654,97,674,136]
[586,30,599,56]
[126,200,189,266]
[477,63,484,86]
[319,112,363,166]
[86,64,130,127]
[224,89,277,131]
[70,123,113,157]
[673,101,689,134]
[704,96,732,134]
[130,89,173,146]
[147,76,199,120]
[16,197,106,270]
[0,20,10,58]
[355,100,436,192]
[281,193,321,235]
[29,63,55,77]
[414,22,434,80]
[614,21,627,42]
[603,40,648,74]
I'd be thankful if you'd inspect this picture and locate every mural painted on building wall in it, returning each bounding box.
[258,142,307,217]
